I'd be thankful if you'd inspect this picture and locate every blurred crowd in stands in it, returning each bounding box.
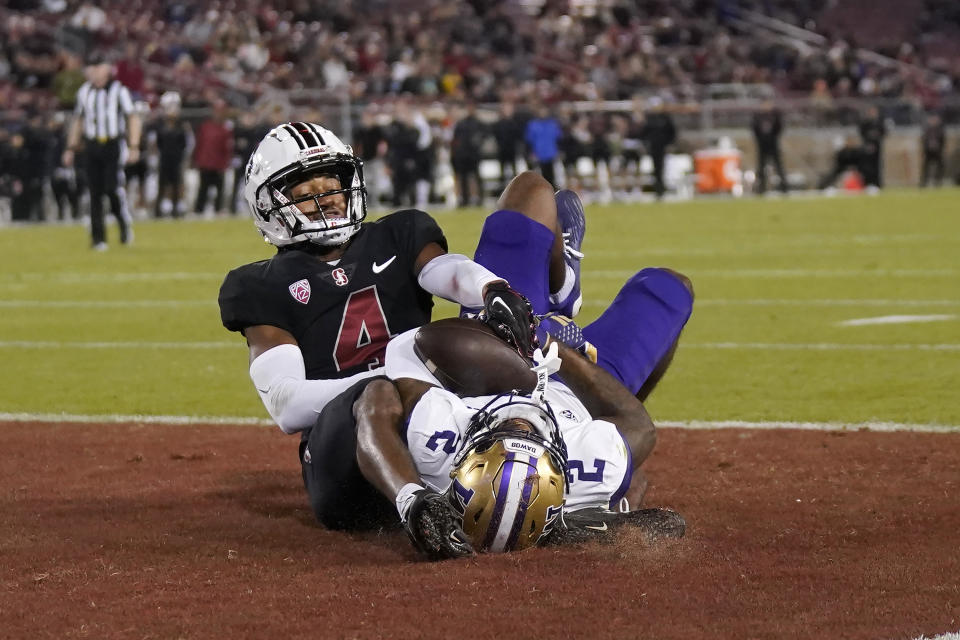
[5,0,960,113]
[1,0,959,222]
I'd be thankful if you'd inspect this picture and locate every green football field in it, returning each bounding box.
[1,189,958,426]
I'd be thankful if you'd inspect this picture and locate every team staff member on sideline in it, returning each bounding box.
[62,54,141,250]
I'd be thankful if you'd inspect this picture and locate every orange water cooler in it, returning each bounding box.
[693,148,742,194]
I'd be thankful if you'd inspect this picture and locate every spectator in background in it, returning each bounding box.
[385,106,420,208]
[152,91,193,218]
[115,42,144,98]
[354,104,388,210]
[47,112,81,221]
[525,104,563,188]
[562,113,590,191]
[410,105,435,209]
[124,101,151,216]
[63,54,141,249]
[818,135,863,190]
[919,112,945,188]
[752,101,787,194]
[192,99,234,215]
[450,102,486,207]
[6,131,36,221]
[857,106,886,189]
[232,110,270,214]
[640,98,677,200]
[492,101,522,190]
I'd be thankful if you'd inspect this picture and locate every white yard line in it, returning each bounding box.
[0,340,238,349]
[0,272,223,284]
[686,342,960,352]
[2,340,958,352]
[837,314,956,326]
[0,300,212,308]
[586,269,958,279]
[1,413,956,433]
[583,299,960,308]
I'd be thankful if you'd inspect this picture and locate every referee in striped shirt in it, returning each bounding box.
[62,54,142,250]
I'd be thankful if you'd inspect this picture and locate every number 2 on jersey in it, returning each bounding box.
[334,286,393,370]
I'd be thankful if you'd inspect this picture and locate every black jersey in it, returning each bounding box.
[219,209,446,379]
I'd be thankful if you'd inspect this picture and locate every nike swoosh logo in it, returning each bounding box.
[492,296,511,312]
[584,523,608,532]
[372,255,397,274]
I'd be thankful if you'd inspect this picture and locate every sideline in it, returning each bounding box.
[2,413,957,433]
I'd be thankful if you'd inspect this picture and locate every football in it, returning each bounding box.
[413,317,537,396]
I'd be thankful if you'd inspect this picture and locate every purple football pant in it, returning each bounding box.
[582,268,693,395]
[468,209,554,315]
[469,210,692,394]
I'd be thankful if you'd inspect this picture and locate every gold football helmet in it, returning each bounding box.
[446,394,568,552]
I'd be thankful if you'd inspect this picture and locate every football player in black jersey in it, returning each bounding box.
[219,121,539,436]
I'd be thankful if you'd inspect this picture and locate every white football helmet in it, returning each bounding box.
[243,122,367,247]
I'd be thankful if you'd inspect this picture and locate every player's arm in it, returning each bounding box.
[244,324,378,434]
[551,340,657,467]
[413,241,504,307]
[415,243,538,357]
[354,377,474,560]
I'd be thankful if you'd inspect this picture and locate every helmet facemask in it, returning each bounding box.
[254,154,367,248]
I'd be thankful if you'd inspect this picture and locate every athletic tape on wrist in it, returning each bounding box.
[395,482,425,522]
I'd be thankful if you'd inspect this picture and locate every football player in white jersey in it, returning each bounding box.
[325,171,692,559]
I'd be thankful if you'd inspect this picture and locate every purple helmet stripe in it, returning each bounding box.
[482,452,516,550]
[504,455,537,549]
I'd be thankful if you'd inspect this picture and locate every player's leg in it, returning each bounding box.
[300,377,399,530]
[470,170,564,314]
[582,267,693,397]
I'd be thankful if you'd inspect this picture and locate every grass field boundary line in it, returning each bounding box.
[0,300,212,308]
[1,272,224,283]
[692,299,960,307]
[583,299,960,308]
[659,420,960,433]
[2,413,957,433]
[687,342,960,352]
[2,340,958,352]
[587,269,958,279]
[0,340,237,349]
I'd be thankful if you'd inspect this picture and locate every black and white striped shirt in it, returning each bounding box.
[74,80,135,142]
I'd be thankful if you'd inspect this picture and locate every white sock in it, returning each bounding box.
[549,263,576,305]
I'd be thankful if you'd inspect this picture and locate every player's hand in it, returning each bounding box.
[62,149,74,167]
[403,489,475,560]
[532,341,562,377]
[127,147,140,164]
[479,281,539,359]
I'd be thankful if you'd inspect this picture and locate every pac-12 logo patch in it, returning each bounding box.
[288,279,311,304]
[331,267,349,287]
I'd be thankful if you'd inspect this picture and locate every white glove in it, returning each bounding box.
[530,341,561,402]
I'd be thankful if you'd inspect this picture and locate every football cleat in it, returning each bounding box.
[542,506,686,546]
[551,189,586,318]
[535,313,598,363]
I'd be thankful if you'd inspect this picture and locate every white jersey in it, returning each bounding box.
[385,329,632,511]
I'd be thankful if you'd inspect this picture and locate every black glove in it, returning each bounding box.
[403,489,476,560]
[479,281,539,359]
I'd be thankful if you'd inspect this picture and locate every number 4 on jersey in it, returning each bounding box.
[334,286,393,370]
